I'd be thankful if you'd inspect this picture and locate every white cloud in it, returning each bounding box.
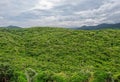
[0,16,4,19]
[30,0,62,10]
[32,0,54,10]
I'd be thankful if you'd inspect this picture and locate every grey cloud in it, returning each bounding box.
[0,0,120,27]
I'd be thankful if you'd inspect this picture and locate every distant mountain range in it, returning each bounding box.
[0,23,120,30]
[75,23,120,30]
[0,25,21,28]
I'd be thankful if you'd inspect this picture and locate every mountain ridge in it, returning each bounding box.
[0,25,21,28]
[75,23,120,30]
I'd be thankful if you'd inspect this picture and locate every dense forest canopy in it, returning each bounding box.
[0,27,120,82]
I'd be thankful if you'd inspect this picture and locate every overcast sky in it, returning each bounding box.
[0,0,120,27]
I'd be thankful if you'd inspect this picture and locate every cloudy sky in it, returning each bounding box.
[0,0,120,27]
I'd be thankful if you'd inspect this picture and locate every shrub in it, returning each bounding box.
[93,71,113,82]
[0,63,14,82]
[52,72,67,82]
[70,72,90,82]
[34,70,67,82]
[25,68,37,82]
[113,73,120,82]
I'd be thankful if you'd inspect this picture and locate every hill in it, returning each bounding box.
[0,27,120,82]
[75,23,120,30]
[7,25,21,28]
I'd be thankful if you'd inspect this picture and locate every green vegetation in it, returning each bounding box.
[0,27,120,82]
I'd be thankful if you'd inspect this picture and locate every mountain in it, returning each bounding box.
[76,23,120,30]
[6,25,21,28]
[0,25,21,28]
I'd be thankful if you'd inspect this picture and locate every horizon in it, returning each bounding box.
[0,0,120,27]
[0,22,119,28]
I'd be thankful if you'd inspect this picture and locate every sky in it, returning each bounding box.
[0,0,120,27]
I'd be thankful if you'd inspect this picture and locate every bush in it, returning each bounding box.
[25,68,37,82]
[34,70,54,82]
[0,63,14,82]
[93,71,112,82]
[70,72,90,82]
[34,70,67,82]
[52,72,67,82]
[114,73,120,82]
[14,72,27,82]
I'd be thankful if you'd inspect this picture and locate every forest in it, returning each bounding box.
[0,27,120,82]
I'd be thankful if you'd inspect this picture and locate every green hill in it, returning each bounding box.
[0,27,120,82]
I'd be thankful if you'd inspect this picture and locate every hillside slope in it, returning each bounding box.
[0,27,120,82]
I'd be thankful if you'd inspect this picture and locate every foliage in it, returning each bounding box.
[93,71,113,82]
[0,27,120,82]
[0,63,14,82]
